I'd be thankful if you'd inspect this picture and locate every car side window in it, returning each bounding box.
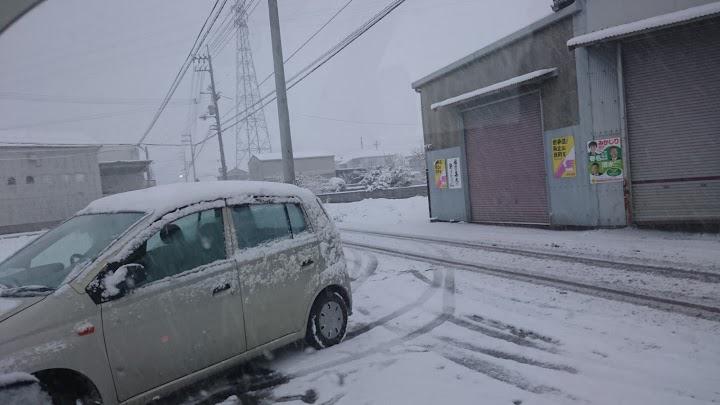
[231,203,292,249]
[130,208,226,285]
[286,203,308,235]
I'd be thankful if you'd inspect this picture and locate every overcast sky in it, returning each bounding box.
[0,0,550,183]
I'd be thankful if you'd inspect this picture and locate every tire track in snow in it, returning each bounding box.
[344,240,720,320]
[344,267,440,340]
[399,259,561,352]
[439,351,560,394]
[285,265,456,381]
[350,251,378,288]
[435,336,577,373]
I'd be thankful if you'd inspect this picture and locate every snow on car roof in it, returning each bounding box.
[79,181,308,216]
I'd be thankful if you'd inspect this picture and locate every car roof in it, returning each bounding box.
[79,181,308,216]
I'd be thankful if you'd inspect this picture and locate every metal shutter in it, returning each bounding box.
[623,19,720,223]
[463,93,549,224]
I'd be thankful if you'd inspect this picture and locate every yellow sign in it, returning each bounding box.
[551,136,576,178]
[433,159,447,189]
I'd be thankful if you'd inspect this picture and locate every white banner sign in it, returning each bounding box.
[447,157,462,189]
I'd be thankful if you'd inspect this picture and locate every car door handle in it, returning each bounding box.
[301,258,314,267]
[212,282,231,296]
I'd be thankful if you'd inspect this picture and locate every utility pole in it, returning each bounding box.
[194,45,229,180]
[268,0,295,184]
[143,145,155,187]
[182,133,198,182]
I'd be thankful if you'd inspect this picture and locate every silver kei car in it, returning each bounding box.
[0,181,352,404]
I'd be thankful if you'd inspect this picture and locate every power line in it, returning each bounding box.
[256,0,355,90]
[136,0,230,145]
[220,0,357,123]
[219,0,408,134]
[0,92,193,106]
[0,106,157,131]
[0,141,185,147]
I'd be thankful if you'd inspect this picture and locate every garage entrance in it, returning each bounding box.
[623,19,720,224]
[463,93,549,225]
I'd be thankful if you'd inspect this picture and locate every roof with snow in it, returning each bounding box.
[251,152,334,161]
[79,181,308,216]
[336,150,400,163]
[430,68,558,110]
[568,2,720,49]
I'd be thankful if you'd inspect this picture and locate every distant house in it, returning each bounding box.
[97,145,153,196]
[337,152,402,170]
[248,152,336,181]
[0,144,153,234]
[225,167,249,181]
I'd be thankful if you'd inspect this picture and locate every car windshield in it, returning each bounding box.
[0,212,144,294]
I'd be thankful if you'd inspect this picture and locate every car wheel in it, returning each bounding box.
[306,291,348,349]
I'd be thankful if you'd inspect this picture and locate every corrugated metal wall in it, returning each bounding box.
[623,19,720,223]
[463,93,550,224]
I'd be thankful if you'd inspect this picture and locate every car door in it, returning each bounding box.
[98,204,247,402]
[229,200,320,349]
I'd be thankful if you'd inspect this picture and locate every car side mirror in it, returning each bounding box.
[87,263,147,304]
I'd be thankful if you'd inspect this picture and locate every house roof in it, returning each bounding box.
[252,152,334,161]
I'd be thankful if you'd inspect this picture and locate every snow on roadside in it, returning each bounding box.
[325,196,429,226]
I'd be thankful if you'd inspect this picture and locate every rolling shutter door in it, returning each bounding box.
[623,19,720,223]
[463,93,549,224]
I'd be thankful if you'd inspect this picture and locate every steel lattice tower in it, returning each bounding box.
[234,0,271,168]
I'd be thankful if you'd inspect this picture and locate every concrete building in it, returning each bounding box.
[0,144,154,234]
[412,0,720,227]
[248,152,336,181]
[97,145,152,196]
[0,145,103,234]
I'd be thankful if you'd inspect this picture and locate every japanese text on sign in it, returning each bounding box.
[551,136,576,178]
[587,137,624,184]
[447,157,462,189]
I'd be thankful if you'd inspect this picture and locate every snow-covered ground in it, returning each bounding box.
[327,197,720,272]
[0,198,718,404]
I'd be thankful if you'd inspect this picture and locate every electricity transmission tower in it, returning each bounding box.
[234,0,271,168]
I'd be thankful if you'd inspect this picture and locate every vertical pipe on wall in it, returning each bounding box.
[616,42,633,225]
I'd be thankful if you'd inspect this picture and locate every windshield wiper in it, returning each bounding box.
[0,285,54,297]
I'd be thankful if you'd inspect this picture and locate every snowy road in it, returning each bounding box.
[175,242,720,405]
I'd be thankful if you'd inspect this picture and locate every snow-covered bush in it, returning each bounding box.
[295,175,347,193]
[326,177,346,193]
[359,166,412,191]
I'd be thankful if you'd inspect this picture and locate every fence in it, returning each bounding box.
[317,185,427,204]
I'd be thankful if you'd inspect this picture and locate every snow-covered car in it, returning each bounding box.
[0,181,351,404]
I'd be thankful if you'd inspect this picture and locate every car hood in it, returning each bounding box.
[0,296,45,323]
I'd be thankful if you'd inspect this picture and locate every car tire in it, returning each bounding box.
[37,375,101,405]
[305,291,348,349]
